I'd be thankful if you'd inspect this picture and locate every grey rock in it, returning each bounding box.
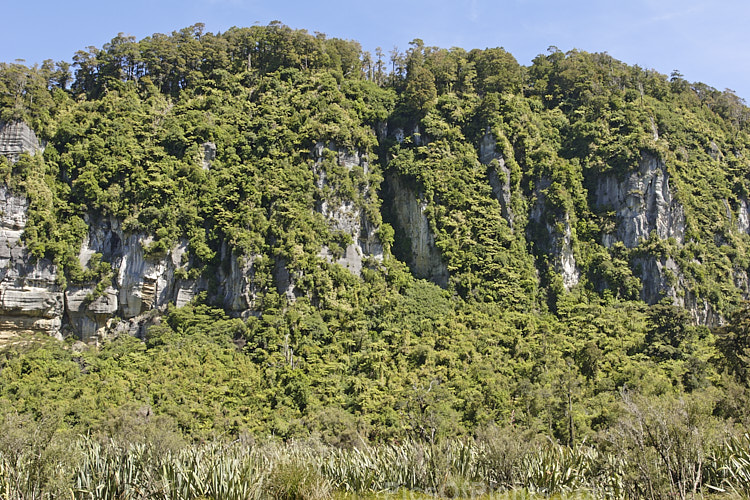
[79,218,185,318]
[0,186,30,230]
[650,117,659,141]
[595,153,684,248]
[312,143,383,276]
[274,260,299,303]
[201,142,216,170]
[635,256,721,326]
[709,141,723,161]
[529,178,580,290]
[217,246,260,317]
[80,217,203,326]
[738,198,750,234]
[393,128,405,144]
[65,285,118,342]
[385,173,449,287]
[0,121,42,163]
[0,186,63,338]
[480,132,514,228]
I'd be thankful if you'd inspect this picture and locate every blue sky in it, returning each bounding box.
[3,0,749,101]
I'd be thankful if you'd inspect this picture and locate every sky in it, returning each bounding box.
[2,0,749,101]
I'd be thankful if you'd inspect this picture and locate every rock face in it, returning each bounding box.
[384,173,449,287]
[0,135,389,341]
[738,198,750,234]
[65,286,118,342]
[0,184,216,341]
[201,142,216,170]
[0,123,61,339]
[635,256,720,325]
[216,242,260,317]
[67,216,202,339]
[313,142,383,276]
[0,186,63,339]
[0,117,741,336]
[480,132,514,228]
[528,178,580,290]
[595,154,685,248]
[590,153,722,323]
[0,121,42,162]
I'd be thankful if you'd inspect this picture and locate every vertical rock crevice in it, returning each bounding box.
[381,172,449,288]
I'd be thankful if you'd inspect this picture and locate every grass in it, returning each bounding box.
[2,432,750,498]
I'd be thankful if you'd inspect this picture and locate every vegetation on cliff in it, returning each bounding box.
[2,22,750,497]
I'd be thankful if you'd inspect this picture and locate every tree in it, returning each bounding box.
[375,47,386,85]
[644,303,691,361]
[715,303,750,384]
[470,47,522,94]
[72,46,102,95]
[404,65,437,112]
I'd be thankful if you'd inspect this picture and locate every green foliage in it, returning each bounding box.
[715,303,750,384]
[2,26,750,492]
[3,413,750,498]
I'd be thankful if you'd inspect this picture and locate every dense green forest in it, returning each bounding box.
[2,22,750,498]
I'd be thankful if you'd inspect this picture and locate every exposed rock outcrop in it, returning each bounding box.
[528,178,580,290]
[391,126,428,146]
[635,255,720,325]
[201,142,217,170]
[595,154,685,248]
[82,217,196,318]
[0,121,42,162]
[479,132,514,229]
[313,142,383,276]
[67,216,202,339]
[383,173,449,287]
[738,198,750,234]
[216,242,260,317]
[65,286,118,342]
[591,153,722,323]
[0,186,63,338]
[0,123,59,338]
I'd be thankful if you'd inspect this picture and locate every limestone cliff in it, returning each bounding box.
[479,132,514,229]
[595,154,685,248]
[527,178,580,290]
[382,173,449,288]
[0,186,63,339]
[634,255,720,325]
[0,114,744,338]
[590,154,708,318]
[0,124,61,339]
[0,121,42,162]
[313,142,383,276]
[0,195,253,340]
[0,135,387,340]
[67,215,201,339]
[216,243,259,317]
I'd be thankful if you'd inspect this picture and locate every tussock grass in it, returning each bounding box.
[2,432,750,498]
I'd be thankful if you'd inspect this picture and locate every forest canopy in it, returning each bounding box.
[2,23,750,498]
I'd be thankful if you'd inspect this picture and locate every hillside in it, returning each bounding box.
[2,22,750,497]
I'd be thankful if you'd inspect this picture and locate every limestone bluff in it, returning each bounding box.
[0,112,744,342]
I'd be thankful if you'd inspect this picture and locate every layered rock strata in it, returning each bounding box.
[0,186,63,338]
[0,121,42,162]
